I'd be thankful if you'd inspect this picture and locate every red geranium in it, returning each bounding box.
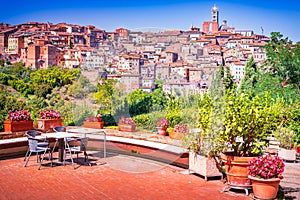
[7,110,32,121]
[248,153,285,179]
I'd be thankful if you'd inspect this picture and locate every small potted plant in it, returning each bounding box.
[37,110,62,131]
[4,110,33,132]
[83,114,104,129]
[118,116,136,132]
[182,130,223,181]
[157,118,169,135]
[248,153,285,199]
[275,126,297,161]
[169,124,189,140]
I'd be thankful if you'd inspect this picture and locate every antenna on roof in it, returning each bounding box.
[261,26,264,35]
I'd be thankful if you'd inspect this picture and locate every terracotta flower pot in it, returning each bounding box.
[157,127,167,136]
[249,175,281,199]
[4,120,34,132]
[221,152,257,187]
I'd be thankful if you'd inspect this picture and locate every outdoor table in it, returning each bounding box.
[42,132,80,162]
[67,128,107,158]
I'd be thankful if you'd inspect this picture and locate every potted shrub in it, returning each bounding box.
[215,92,286,189]
[37,110,63,131]
[275,126,297,161]
[182,130,223,181]
[157,118,169,136]
[4,110,33,132]
[248,153,285,199]
[83,115,104,129]
[169,124,189,140]
[118,116,136,132]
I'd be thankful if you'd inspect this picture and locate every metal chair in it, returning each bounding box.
[65,137,90,169]
[24,138,52,170]
[24,130,49,162]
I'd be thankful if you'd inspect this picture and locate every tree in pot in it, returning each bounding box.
[248,153,285,199]
[216,91,285,190]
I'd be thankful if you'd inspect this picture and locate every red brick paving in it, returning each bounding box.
[0,152,249,200]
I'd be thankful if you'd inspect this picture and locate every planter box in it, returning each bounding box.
[118,124,136,132]
[83,121,104,129]
[37,119,63,131]
[278,148,296,161]
[4,120,34,132]
[189,152,222,180]
[168,130,184,140]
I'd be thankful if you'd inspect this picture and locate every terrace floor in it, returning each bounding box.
[0,128,300,199]
[0,151,250,200]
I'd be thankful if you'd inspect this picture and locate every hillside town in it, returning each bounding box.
[0,5,269,94]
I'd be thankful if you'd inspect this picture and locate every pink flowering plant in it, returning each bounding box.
[157,118,169,129]
[174,124,189,134]
[85,116,102,122]
[119,116,136,126]
[7,110,32,121]
[248,153,285,179]
[39,110,61,119]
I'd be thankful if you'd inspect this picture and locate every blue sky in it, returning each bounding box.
[1,0,299,42]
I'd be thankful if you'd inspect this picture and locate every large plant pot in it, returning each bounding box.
[157,127,167,136]
[118,124,136,132]
[168,130,184,140]
[4,120,34,132]
[278,148,296,161]
[83,121,104,129]
[37,119,63,131]
[249,176,280,199]
[189,152,222,180]
[221,152,257,187]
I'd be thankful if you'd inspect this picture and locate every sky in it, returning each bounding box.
[1,0,299,42]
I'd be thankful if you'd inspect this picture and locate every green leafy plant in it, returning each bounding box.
[274,126,296,150]
[217,91,284,156]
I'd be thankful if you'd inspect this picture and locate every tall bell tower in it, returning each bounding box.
[211,4,219,25]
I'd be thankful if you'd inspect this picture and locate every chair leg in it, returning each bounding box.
[24,152,32,167]
[38,150,47,170]
[52,139,58,155]
[24,148,30,161]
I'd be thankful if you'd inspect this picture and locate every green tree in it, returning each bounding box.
[264,32,300,89]
[94,79,117,115]
[240,56,258,92]
[128,89,152,116]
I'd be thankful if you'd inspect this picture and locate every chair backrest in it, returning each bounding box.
[28,138,38,151]
[26,130,37,139]
[53,126,67,132]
